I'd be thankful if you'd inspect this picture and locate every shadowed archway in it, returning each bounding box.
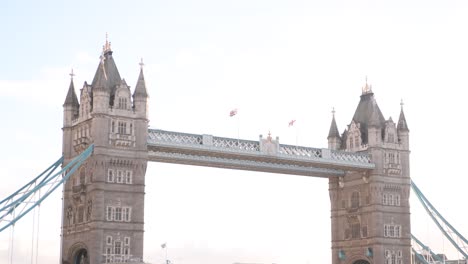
[74,248,88,264]
[353,260,370,264]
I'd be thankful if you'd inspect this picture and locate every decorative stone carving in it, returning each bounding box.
[259,132,279,155]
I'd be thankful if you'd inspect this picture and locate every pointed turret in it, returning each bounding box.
[328,108,341,150]
[133,69,148,98]
[328,109,340,139]
[397,105,409,132]
[397,100,410,149]
[63,77,79,107]
[62,70,80,159]
[133,59,149,119]
[63,70,79,128]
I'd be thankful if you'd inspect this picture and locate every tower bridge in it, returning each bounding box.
[3,39,419,264]
[60,40,410,264]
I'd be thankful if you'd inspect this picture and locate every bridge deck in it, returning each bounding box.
[147,129,375,177]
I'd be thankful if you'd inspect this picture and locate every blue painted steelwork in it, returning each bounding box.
[411,180,468,259]
[411,234,444,263]
[412,248,431,264]
[0,145,94,233]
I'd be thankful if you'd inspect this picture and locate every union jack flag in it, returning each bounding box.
[229,109,238,117]
[288,119,296,127]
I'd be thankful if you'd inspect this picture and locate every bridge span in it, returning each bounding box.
[147,129,374,177]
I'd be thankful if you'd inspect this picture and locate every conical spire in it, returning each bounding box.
[328,108,340,139]
[397,100,409,131]
[368,105,383,128]
[352,88,385,127]
[91,35,122,94]
[93,59,108,90]
[63,69,79,107]
[133,59,148,98]
[350,83,386,144]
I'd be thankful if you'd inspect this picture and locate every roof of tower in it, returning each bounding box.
[91,42,122,95]
[397,106,409,131]
[352,92,386,127]
[63,77,79,107]
[133,68,149,98]
[327,109,340,139]
[368,105,383,128]
[350,90,386,144]
[93,60,109,90]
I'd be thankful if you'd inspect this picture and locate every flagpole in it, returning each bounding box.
[295,125,298,146]
[161,243,168,264]
[237,112,240,147]
[289,119,297,146]
[230,108,240,147]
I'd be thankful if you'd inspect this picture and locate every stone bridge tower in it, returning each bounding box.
[61,40,149,264]
[327,84,410,264]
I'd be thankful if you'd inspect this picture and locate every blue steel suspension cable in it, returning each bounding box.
[411,234,444,263]
[0,157,62,209]
[412,248,430,264]
[411,180,468,259]
[0,158,63,220]
[0,144,94,233]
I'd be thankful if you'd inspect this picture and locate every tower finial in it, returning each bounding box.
[362,76,372,94]
[103,32,111,52]
[139,58,145,69]
[332,107,336,117]
[400,99,404,110]
[69,69,75,80]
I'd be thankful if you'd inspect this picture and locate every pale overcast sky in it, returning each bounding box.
[1,1,468,263]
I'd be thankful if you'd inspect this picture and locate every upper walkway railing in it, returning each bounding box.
[147,129,374,177]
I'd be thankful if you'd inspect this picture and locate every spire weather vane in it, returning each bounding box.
[103,32,111,52]
[362,76,372,94]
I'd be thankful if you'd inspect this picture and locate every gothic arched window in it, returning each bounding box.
[351,191,360,209]
[351,222,361,239]
[79,168,86,185]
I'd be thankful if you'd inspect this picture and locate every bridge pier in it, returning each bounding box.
[327,86,411,264]
[61,41,148,264]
